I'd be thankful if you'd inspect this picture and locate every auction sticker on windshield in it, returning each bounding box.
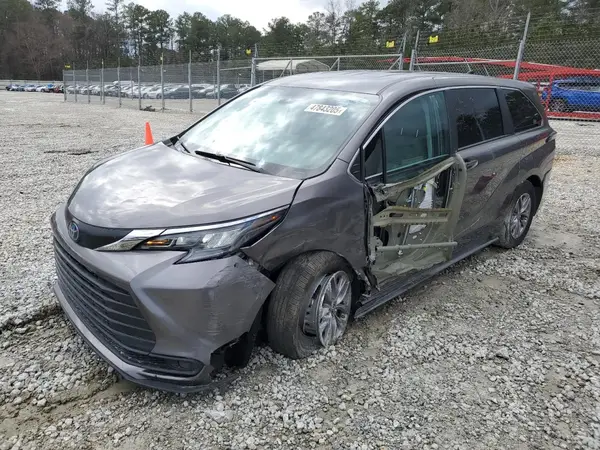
[304,104,347,116]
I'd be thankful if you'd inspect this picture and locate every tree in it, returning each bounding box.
[1,0,600,81]
[123,2,149,59]
[344,1,381,53]
[145,9,172,56]
[262,17,304,56]
[34,0,59,10]
[324,0,345,46]
[189,13,215,58]
[67,0,93,20]
[305,12,329,54]
[105,0,122,24]
[174,12,192,51]
[214,15,260,59]
[11,17,59,79]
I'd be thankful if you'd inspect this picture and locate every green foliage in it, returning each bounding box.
[0,0,599,80]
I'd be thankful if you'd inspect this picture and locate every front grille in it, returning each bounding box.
[54,237,202,377]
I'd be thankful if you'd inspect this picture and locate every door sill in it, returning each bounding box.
[354,237,498,319]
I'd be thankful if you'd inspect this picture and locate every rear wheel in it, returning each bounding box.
[266,252,354,359]
[549,99,569,112]
[496,180,536,249]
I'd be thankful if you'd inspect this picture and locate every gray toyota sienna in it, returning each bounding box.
[51,70,555,392]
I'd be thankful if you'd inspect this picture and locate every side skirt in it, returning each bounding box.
[354,237,499,319]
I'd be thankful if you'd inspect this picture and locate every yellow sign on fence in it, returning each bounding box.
[245,48,252,56]
[385,40,395,48]
[428,35,439,44]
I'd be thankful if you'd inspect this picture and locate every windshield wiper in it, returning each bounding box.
[173,136,264,173]
[194,149,265,173]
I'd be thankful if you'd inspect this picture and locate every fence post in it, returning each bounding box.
[513,12,531,80]
[73,65,77,102]
[129,66,132,100]
[216,47,221,106]
[137,56,142,110]
[63,70,67,102]
[408,50,416,71]
[117,58,121,107]
[250,43,258,87]
[86,61,90,103]
[408,29,420,71]
[188,50,193,113]
[250,56,257,87]
[161,53,165,112]
[250,57,257,85]
[399,31,408,70]
[101,60,105,105]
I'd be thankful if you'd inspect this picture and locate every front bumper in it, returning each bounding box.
[51,204,275,392]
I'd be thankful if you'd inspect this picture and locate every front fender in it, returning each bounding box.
[242,159,366,273]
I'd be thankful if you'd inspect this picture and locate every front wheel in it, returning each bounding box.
[266,252,354,359]
[496,180,536,249]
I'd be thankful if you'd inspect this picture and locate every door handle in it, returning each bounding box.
[464,159,479,170]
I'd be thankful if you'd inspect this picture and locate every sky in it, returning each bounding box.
[94,0,331,32]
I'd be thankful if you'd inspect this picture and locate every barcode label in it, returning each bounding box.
[304,104,347,116]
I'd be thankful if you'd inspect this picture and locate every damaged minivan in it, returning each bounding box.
[51,70,555,392]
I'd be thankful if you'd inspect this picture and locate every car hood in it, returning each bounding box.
[67,142,301,229]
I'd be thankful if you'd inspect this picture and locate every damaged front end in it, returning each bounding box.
[365,154,467,287]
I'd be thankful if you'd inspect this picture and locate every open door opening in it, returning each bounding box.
[367,154,468,286]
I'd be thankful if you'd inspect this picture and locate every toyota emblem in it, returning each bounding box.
[68,221,80,242]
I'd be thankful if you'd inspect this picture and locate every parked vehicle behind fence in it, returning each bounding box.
[542,76,600,112]
[51,70,555,392]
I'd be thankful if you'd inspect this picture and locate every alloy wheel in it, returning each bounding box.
[303,271,352,347]
[509,193,532,239]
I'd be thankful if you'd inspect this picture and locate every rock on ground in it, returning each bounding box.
[1,91,599,450]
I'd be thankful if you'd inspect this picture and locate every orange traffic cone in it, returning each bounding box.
[144,122,154,145]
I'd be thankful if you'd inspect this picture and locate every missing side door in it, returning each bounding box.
[367,154,468,285]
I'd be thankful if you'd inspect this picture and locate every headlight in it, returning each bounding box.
[134,208,286,263]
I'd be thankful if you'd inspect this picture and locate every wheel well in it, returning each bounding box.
[261,250,362,320]
[527,175,543,215]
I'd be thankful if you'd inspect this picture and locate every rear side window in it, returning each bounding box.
[449,88,504,148]
[502,89,542,133]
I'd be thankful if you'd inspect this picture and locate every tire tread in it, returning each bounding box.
[266,252,349,359]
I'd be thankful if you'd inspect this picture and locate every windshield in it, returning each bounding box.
[179,85,379,179]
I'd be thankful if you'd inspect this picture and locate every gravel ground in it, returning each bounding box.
[1,91,599,450]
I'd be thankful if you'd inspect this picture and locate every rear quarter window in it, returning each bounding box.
[447,88,504,149]
[502,89,542,133]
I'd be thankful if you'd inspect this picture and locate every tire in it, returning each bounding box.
[266,251,354,359]
[496,180,536,249]
[549,99,569,113]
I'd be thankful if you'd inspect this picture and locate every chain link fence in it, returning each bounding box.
[7,10,596,150]
[57,16,600,118]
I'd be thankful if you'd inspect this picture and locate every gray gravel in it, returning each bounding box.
[1,91,599,450]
